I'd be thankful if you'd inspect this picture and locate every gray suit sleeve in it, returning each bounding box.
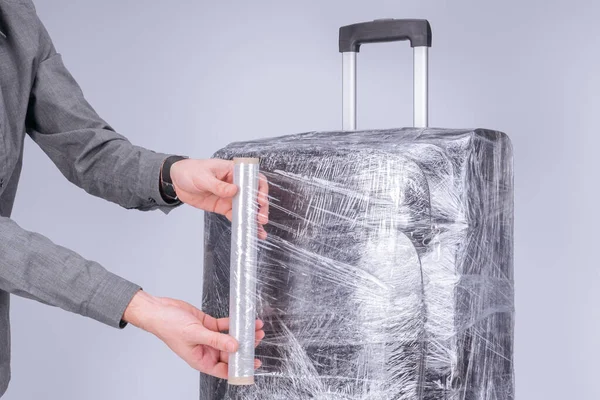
[23,4,181,213]
[26,51,180,212]
[0,5,176,328]
[0,216,141,328]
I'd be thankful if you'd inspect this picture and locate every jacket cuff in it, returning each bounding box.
[85,271,141,329]
[140,152,183,214]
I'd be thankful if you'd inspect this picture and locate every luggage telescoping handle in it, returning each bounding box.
[339,19,432,130]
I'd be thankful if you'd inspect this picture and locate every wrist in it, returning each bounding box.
[160,155,187,203]
[123,290,161,332]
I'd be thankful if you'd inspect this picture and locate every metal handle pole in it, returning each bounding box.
[413,46,428,128]
[342,52,357,131]
[339,19,432,130]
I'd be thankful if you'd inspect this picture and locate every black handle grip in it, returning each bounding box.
[339,19,432,52]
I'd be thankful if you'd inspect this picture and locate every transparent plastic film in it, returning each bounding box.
[202,128,514,399]
[228,158,260,385]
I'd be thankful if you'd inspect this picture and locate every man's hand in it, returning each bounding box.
[123,291,265,379]
[170,159,269,239]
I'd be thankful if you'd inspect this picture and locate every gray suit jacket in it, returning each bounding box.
[0,1,180,395]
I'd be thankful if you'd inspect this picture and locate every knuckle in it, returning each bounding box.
[208,335,220,349]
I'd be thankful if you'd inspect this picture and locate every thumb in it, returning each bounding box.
[207,176,238,198]
[192,327,239,353]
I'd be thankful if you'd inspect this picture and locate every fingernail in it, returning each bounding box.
[227,342,237,352]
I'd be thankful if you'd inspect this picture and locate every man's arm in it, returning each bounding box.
[0,214,264,379]
[0,215,139,328]
[10,4,268,378]
[25,12,179,213]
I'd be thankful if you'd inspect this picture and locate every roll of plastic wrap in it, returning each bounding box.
[228,157,260,385]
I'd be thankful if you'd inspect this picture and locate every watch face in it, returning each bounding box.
[164,182,178,199]
[160,180,178,202]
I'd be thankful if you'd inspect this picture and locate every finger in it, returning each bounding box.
[257,174,269,224]
[208,175,238,198]
[216,318,263,333]
[205,362,229,380]
[210,159,235,179]
[258,225,267,240]
[257,210,269,226]
[210,197,233,219]
[218,352,262,367]
[218,340,263,364]
[215,317,229,332]
[219,350,229,364]
[191,327,238,353]
[188,345,229,379]
[218,353,261,368]
[258,174,269,200]
[255,330,265,347]
[202,314,223,333]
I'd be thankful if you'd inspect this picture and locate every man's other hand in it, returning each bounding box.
[123,291,265,379]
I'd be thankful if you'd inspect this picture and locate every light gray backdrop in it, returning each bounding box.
[3,0,597,399]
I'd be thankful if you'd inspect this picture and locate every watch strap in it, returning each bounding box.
[160,155,187,203]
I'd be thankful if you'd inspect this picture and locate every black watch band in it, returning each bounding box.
[160,155,187,203]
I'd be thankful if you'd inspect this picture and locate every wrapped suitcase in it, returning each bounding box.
[201,19,514,400]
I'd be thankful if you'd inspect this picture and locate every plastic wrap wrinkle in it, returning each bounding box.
[202,128,514,399]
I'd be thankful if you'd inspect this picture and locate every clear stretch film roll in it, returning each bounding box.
[228,157,260,385]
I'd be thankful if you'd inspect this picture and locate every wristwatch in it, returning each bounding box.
[160,155,187,204]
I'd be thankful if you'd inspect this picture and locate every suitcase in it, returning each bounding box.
[201,19,514,400]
